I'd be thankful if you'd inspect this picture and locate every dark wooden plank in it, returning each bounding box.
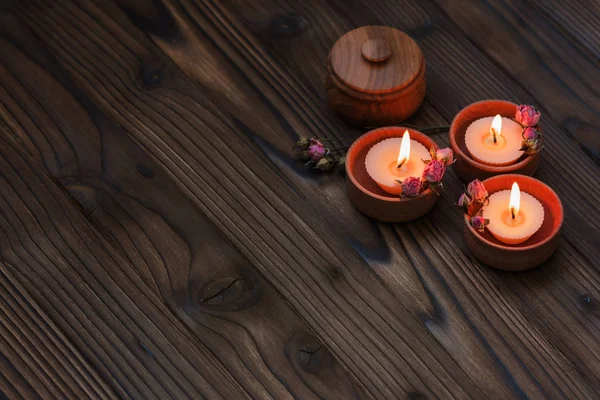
[0,262,117,399]
[147,0,600,397]
[5,0,491,398]
[0,5,368,399]
[430,0,600,163]
[138,0,600,398]
[527,0,600,60]
[0,344,41,399]
[0,132,254,399]
[112,0,437,316]
[1,0,599,398]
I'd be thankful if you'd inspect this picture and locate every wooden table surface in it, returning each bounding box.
[0,0,599,399]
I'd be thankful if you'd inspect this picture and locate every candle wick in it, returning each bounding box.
[511,207,516,220]
[397,159,406,169]
[491,128,497,144]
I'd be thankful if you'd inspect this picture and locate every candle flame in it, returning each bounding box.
[491,114,502,137]
[397,130,410,167]
[509,182,520,219]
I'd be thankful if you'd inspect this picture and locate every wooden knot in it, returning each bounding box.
[64,183,99,217]
[361,38,391,62]
[136,163,154,179]
[327,265,343,281]
[116,0,181,41]
[270,13,309,37]
[581,294,596,311]
[198,271,261,312]
[138,59,169,89]
[285,332,333,374]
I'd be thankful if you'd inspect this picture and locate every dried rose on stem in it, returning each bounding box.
[293,136,347,170]
[470,214,490,232]
[515,105,541,127]
[514,104,543,155]
[400,177,422,197]
[467,179,488,203]
[419,147,455,194]
[458,179,490,224]
[429,147,455,166]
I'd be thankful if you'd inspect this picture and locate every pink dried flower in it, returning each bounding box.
[523,127,539,141]
[515,105,541,127]
[471,215,489,232]
[401,177,422,197]
[467,179,488,202]
[422,160,446,183]
[457,193,471,208]
[436,147,454,165]
[307,138,326,161]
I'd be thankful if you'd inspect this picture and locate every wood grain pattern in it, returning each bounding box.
[0,0,599,398]
[10,1,481,398]
[0,7,365,398]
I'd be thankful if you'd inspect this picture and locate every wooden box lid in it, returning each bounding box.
[329,25,424,95]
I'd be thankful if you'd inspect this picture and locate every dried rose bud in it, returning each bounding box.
[422,159,446,183]
[307,138,327,161]
[515,105,541,127]
[336,155,346,167]
[521,138,543,154]
[530,139,543,152]
[401,177,422,197]
[457,193,471,208]
[436,147,454,165]
[471,215,489,232]
[314,157,333,170]
[467,179,488,202]
[522,127,539,141]
[295,137,311,149]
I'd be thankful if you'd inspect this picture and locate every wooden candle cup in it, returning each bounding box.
[346,127,439,222]
[464,174,563,271]
[326,26,426,127]
[449,100,540,182]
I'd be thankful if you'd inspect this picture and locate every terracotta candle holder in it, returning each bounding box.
[464,174,563,271]
[346,127,439,222]
[450,100,540,182]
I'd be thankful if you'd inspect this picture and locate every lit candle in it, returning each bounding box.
[483,182,544,244]
[465,115,523,165]
[365,130,430,195]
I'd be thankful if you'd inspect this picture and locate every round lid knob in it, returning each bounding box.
[361,38,392,62]
[330,26,424,94]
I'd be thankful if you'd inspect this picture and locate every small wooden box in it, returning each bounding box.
[326,26,426,127]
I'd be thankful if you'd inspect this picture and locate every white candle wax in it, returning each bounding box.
[365,137,430,195]
[483,189,544,245]
[465,116,523,165]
